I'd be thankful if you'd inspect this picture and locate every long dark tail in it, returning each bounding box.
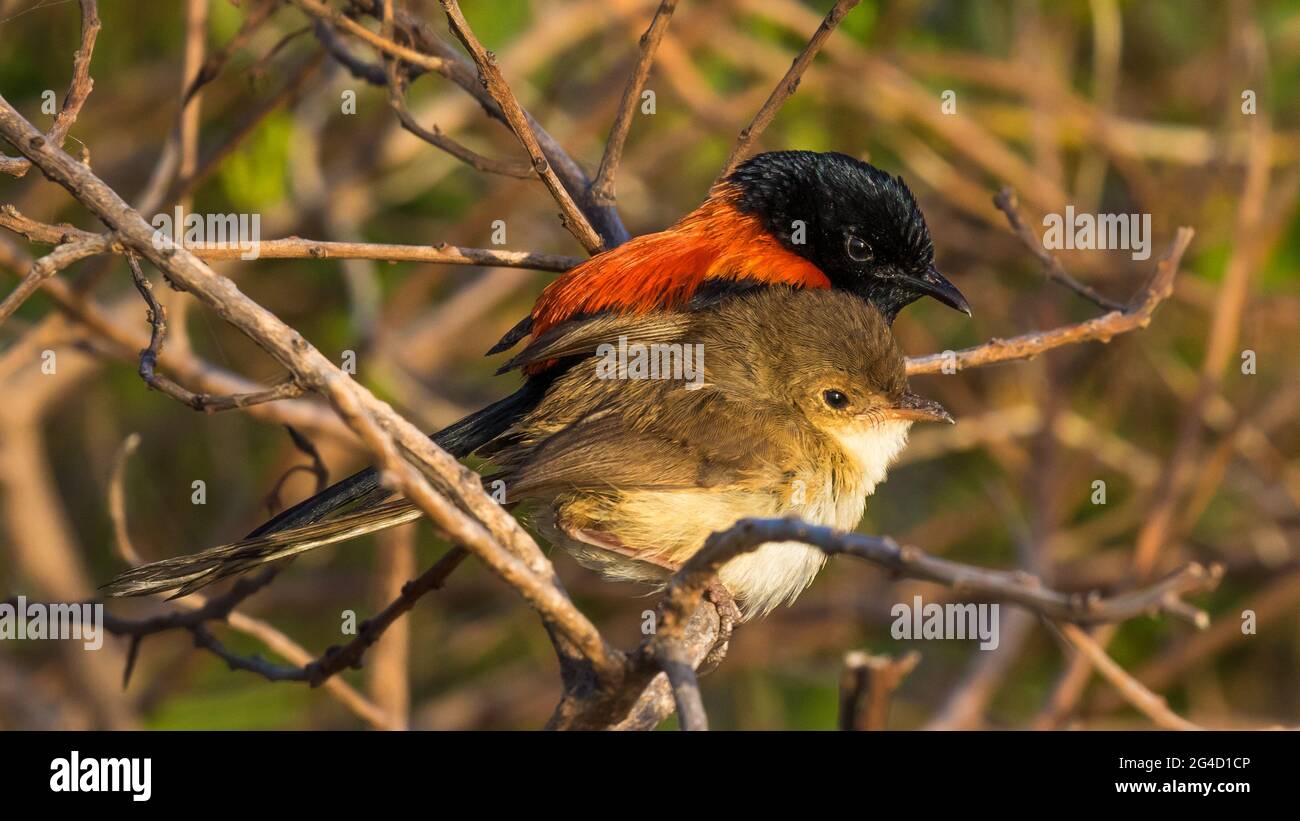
[102,380,548,598]
[104,500,421,598]
[246,379,548,539]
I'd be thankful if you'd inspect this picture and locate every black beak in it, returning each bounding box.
[902,266,971,316]
[885,392,954,425]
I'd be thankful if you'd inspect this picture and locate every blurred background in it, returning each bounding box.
[0,0,1297,729]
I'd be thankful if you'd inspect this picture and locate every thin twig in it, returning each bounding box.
[2,207,580,271]
[260,425,330,516]
[1057,623,1202,730]
[289,0,447,73]
[316,0,630,246]
[126,253,307,413]
[0,0,100,177]
[559,515,1221,731]
[439,0,606,254]
[383,61,534,179]
[993,187,1126,311]
[307,547,468,686]
[907,228,1194,375]
[591,0,680,207]
[662,518,1222,633]
[101,418,395,728]
[718,0,860,178]
[0,235,112,327]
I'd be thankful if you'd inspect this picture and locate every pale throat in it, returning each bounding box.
[831,419,913,494]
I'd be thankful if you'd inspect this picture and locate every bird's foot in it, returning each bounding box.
[701,581,741,671]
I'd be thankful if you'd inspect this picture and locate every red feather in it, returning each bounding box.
[530,185,830,342]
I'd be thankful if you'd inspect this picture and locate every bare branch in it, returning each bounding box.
[182,0,278,104]
[2,205,580,271]
[654,639,708,731]
[0,0,100,177]
[383,61,534,179]
[718,0,860,178]
[907,227,1194,375]
[664,518,1222,634]
[0,234,112,327]
[557,515,1221,730]
[1057,623,1202,730]
[0,100,623,688]
[993,187,1126,311]
[189,625,310,682]
[839,650,921,730]
[322,0,630,247]
[289,0,447,73]
[439,0,606,254]
[307,547,467,687]
[126,254,307,413]
[102,424,396,728]
[260,426,330,516]
[591,0,680,207]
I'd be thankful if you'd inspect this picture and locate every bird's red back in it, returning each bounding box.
[528,183,831,348]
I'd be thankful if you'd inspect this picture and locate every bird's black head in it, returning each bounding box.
[726,150,970,322]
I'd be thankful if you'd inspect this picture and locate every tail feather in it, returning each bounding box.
[102,374,555,598]
[103,500,421,598]
[243,380,549,540]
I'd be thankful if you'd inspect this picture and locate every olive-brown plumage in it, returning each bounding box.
[104,288,951,617]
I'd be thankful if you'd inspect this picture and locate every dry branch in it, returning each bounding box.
[0,0,100,177]
[0,234,113,327]
[0,92,621,689]
[718,0,860,177]
[384,62,534,179]
[290,0,447,73]
[907,227,1193,375]
[556,516,1221,730]
[1057,623,1202,730]
[654,639,708,731]
[993,187,1126,311]
[439,0,606,254]
[126,253,308,413]
[0,207,581,271]
[591,0,680,207]
[315,0,630,247]
[839,650,921,730]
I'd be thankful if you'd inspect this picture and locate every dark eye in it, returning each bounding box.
[823,389,849,409]
[845,235,872,262]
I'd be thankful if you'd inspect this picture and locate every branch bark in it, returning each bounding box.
[438,0,606,254]
[591,0,680,207]
[906,227,1193,375]
[718,0,860,178]
[0,0,100,177]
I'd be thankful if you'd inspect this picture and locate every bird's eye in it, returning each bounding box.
[823,389,849,409]
[845,235,872,263]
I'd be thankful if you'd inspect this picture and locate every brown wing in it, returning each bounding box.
[498,310,695,374]
[490,320,798,499]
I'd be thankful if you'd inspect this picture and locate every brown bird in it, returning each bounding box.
[244,151,968,544]
[105,288,951,618]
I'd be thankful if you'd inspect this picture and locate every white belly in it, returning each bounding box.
[721,421,913,618]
